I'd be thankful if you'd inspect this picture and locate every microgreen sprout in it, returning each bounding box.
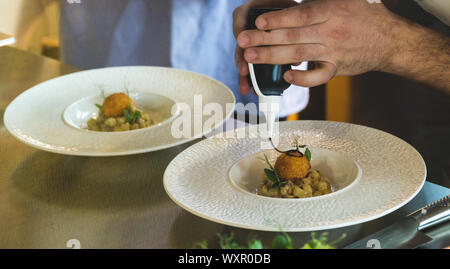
[259,154,285,189]
[193,232,346,249]
[123,108,142,124]
[293,139,312,162]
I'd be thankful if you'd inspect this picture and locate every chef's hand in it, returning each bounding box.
[235,0,450,92]
[236,0,399,89]
[233,0,298,94]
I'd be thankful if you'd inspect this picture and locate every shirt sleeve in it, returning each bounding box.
[415,0,450,25]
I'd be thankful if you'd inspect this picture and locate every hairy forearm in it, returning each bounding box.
[382,16,450,93]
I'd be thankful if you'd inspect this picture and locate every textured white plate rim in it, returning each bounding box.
[164,182,426,232]
[4,66,236,156]
[163,120,427,232]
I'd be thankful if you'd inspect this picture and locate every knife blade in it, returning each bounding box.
[345,195,450,249]
[344,217,432,249]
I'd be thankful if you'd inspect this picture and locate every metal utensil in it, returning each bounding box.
[345,195,450,249]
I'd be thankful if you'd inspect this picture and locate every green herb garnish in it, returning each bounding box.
[193,232,346,249]
[301,232,346,249]
[262,154,274,170]
[305,148,312,162]
[260,154,285,189]
[247,236,264,249]
[272,232,293,249]
[293,140,307,151]
[192,241,208,249]
[292,139,312,162]
[264,169,278,183]
[123,108,142,124]
[133,109,142,119]
[217,233,243,249]
[95,104,102,110]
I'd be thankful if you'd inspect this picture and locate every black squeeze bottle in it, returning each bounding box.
[246,8,292,96]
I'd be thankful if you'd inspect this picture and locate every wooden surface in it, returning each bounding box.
[0,46,449,249]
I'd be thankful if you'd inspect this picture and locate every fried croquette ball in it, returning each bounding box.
[102,93,135,117]
[274,151,310,181]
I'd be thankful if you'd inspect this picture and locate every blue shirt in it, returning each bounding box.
[59,0,308,116]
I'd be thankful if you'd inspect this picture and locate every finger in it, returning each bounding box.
[233,0,300,95]
[237,25,321,48]
[233,0,299,38]
[235,46,249,75]
[244,44,328,65]
[233,5,247,38]
[235,46,250,94]
[284,62,336,87]
[239,74,251,95]
[233,3,251,89]
[256,3,329,30]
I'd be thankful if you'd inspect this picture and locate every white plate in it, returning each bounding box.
[4,66,235,156]
[164,121,426,232]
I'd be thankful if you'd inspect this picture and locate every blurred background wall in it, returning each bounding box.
[0,0,59,54]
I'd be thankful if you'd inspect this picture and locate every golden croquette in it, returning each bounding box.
[274,151,310,181]
[102,93,135,117]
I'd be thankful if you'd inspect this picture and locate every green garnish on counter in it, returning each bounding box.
[193,232,346,249]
